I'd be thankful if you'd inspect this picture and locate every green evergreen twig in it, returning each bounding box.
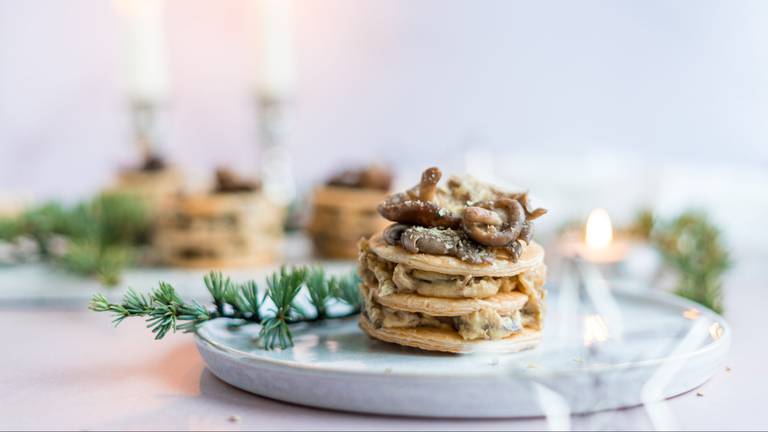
[329,272,363,308]
[90,267,362,349]
[0,193,149,286]
[305,266,331,319]
[633,209,731,313]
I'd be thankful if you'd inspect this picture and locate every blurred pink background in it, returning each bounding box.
[1,0,767,252]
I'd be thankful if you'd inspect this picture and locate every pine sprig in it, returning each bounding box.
[259,267,307,348]
[330,272,363,308]
[633,209,731,313]
[265,266,307,315]
[90,266,361,349]
[238,280,263,321]
[204,271,232,315]
[0,193,149,286]
[60,241,132,287]
[653,211,730,314]
[305,266,331,319]
[89,284,212,339]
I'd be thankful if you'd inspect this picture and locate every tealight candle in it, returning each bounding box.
[560,208,630,264]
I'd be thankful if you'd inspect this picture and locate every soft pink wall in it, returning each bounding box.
[1,0,768,203]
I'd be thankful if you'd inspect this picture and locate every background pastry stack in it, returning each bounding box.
[308,166,392,259]
[358,167,548,353]
[108,154,184,216]
[153,169,283,267]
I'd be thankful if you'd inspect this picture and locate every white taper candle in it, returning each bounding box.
[114,0,169,101]
[248,0,296,98]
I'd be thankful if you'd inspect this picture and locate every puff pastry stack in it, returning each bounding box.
[153,169,283,267]
[358,167,548,353]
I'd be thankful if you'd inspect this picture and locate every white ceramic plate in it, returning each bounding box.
[195,288,730,418]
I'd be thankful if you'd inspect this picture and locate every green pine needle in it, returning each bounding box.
[265,266,307,316]
[59,241,132,287]
[1,192,149,286]
[259,317,293,350]
[634,209,731,314]
[90,266,361,350]
[305,266,330,319]
[329,272,362,308]
[89,282,212,340]
[204,271,232,314]
[238,280,263,320]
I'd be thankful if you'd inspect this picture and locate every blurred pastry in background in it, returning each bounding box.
[109,153,184,215]
[153,168,284,268]
[308,165,393,259]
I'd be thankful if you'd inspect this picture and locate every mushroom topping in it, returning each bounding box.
[377,167,461,228]
[327,165,392,191]
[518,193,548,220]
[417,167,441,203]
[462,198,526,247]
[140,153,167,172]
[214,168,260,193]
[391,226,495,264]
[400,226,458,255]
[378,199,461,228]
[504,240,525,262]
[518,220,534,244]
[383,223,409,246]
[378,167,548,263]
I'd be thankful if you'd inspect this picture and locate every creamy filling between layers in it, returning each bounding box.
[362,247,517,299]
[358,240,544,341]
[392,264,517,298]
[359,281,524,341]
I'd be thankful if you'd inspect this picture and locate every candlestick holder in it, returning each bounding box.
[107,98,182,214]
[130,99,164,159]
[257,94,296,207]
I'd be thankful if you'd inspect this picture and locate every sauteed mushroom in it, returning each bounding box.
[378,167,548,263]
[518,193,547,220]
[392,226,494,264]
[327,165,392,191]
[214,168,260,193]
[462,198,525,247]
[518,220,534,244]
[400,226,459,255]
[383,223,409,245]
[505,240,525,262]
[378,167,461,228]
[417,167,441,202]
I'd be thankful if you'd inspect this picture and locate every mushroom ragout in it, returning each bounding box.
[378,167,546,262]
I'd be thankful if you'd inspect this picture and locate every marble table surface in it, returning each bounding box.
[0,238,765,430]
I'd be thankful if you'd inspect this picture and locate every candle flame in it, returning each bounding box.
[585,208,613,249]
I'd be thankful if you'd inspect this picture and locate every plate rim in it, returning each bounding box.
[195,288,731,379]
